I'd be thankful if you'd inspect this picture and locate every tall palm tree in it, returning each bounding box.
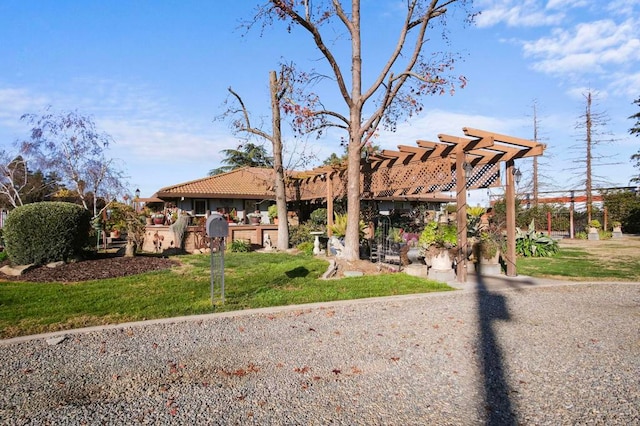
[208,143,274,175]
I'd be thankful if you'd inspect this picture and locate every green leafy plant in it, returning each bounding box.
[476,229,504,260]
[296,241,314,255]
[418,221,457,249]
[229,239,251,252]
[387,227,404,243]
[330,213,365,238]
[309,208,327,228]
[515,220,559,257]
[268,204,278,220]
[3,201,91,265]
[589,219,601,229]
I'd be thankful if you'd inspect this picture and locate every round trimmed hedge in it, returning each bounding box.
[3,202,91,265]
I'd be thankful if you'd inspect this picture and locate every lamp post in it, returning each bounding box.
[134,188,140,212]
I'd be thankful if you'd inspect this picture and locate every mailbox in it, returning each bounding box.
[205,212,229,238]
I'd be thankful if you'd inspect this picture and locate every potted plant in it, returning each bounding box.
[588,219,601,240]
[247,211,262,225]
[110,221,126,239]
[612,221,622,232]
[152,212,165,225]
[472,226,504,275]
[418,220,457,271]
[268,204,278,224]
[387,227,405,253]
[229,208,238,224]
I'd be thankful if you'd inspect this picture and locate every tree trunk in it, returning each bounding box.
[342,0,362,262]
[270,70,289,250]
[344,122,362,261]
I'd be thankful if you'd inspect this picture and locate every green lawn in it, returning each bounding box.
[0,252,452,339]
[517,246,640,281]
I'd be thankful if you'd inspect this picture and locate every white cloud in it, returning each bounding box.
[377,109,531,148]
[475,0,566,28]
[0,88,50,132]
[605,0,640,17]
[0,80,233,195]
[608,71,640,98]
[523,19,640,75]
[545,0,591,10]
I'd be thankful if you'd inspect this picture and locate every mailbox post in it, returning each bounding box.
[205,213,229,304]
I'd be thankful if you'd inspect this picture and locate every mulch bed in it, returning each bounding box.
[0,253,179,283]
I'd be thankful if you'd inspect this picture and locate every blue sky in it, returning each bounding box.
[1,0,639,203]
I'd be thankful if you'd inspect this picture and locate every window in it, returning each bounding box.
[194,199,208,215]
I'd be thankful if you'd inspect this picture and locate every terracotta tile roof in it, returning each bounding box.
[156,167,276,199]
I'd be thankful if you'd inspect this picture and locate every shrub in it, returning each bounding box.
[3,202,91,265]
[289,222,316,247]
[228,239,251,253]
[309,208,327,227]
[296,241,314,256]
[515,220,558,257]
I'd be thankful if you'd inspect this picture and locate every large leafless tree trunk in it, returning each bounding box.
[253,0,470,260]
[269,70,289,250]
[225,70,292,250]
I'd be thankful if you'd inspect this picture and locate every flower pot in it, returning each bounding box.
[430,249,452,270]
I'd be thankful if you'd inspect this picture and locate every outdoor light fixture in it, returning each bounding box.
[135,188,140,199]
[513,167,522,186]
[463,162,473,183]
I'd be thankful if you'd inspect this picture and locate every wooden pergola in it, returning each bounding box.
[290,127,545,282]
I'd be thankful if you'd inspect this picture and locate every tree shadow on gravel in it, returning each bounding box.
[475,264,518,425]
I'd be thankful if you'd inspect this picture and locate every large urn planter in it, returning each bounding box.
[425,247,456,281]
[478,250,502,276]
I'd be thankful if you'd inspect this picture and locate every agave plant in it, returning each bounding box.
[515,220,559,257]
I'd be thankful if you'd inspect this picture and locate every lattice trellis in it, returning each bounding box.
[288,127,543,202]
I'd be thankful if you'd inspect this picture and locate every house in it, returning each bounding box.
[154,167,279,224]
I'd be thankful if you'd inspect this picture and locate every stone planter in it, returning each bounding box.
[478,250,502,276]
[426,247,456,281]
[613,226,623,239]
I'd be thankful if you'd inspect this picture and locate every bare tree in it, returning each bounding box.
[250,0,472,260]
[0,152,28,208]
[570,90,618,221]
[20,108,127,216]
[629,96,640,184]
[220,67,311,250]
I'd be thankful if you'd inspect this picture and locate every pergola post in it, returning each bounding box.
[326,174,334,237]
[505,160,517,277]
[455,150,468,283]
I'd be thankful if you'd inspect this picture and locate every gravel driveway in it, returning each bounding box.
[1,280,639,425]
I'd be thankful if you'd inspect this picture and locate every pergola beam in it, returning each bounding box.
[463,127,540,149]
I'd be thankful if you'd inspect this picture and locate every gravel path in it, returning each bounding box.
[1,281,639,425]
